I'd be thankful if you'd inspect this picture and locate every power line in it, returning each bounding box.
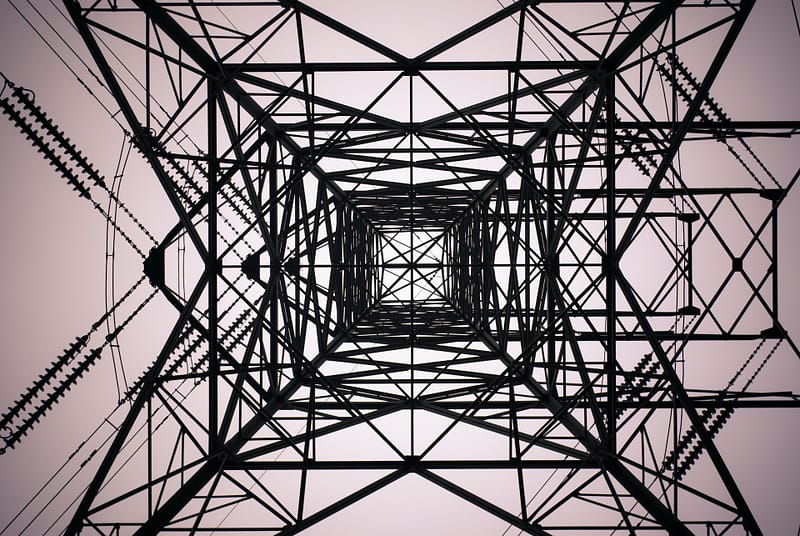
[5,0,126,131]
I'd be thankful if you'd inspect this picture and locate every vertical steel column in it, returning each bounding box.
[523,155,533,376]
[605,81,617,452]
[771,195,779,329]
[409,73,416,456]
[208,79,219,451]
[269,139,279,392]
[545,132,557,394]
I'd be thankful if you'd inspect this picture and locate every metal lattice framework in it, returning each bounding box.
[2,0,800,534]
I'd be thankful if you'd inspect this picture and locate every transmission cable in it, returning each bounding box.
[5,0,125,131]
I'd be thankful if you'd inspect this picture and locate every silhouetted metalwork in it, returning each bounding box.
[3,1,800,534]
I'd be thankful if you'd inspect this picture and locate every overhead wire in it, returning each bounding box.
[45,0,206,156]
[5,0,126,132]
[2,274,264,534]
[0,3,163,531]
[12,0,208,167]
[1,366,209,536]
[0,2,258,533]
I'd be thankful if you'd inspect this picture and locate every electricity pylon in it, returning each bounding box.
[3,1,799,534]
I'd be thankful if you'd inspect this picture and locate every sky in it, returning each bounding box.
[1,1,800,535]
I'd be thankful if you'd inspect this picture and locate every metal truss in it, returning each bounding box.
[3,0,799,534]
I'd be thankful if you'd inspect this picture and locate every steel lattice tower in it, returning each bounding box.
[2,1,800,534]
